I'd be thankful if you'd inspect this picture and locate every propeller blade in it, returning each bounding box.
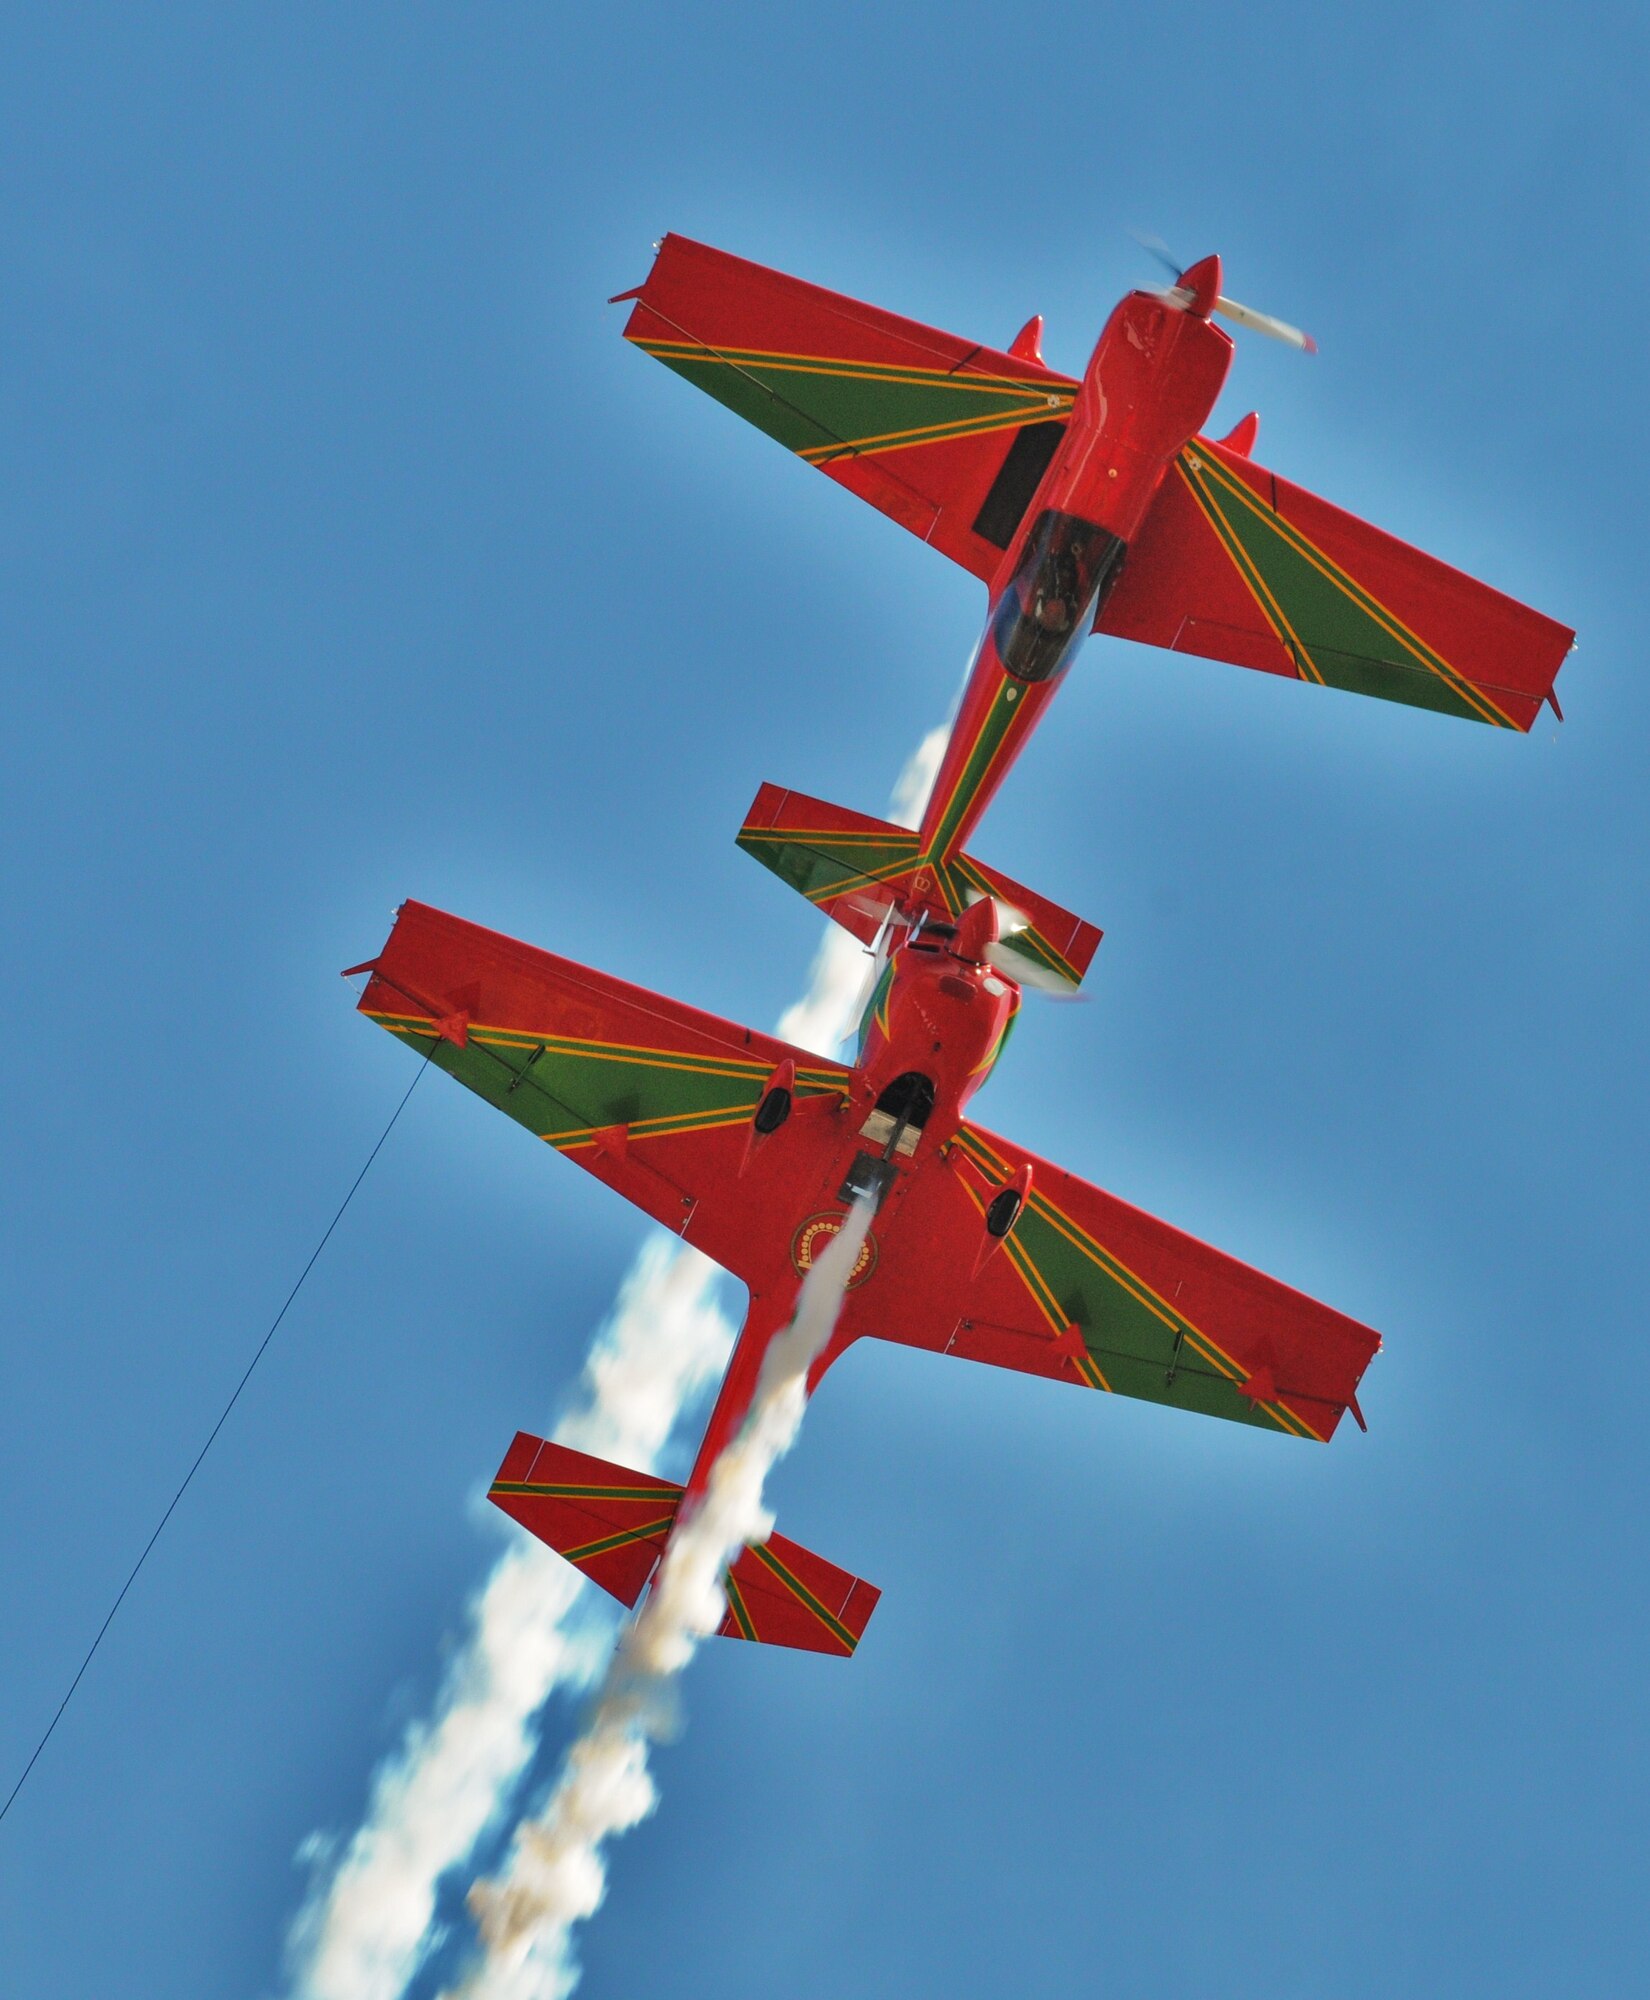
[1213,293,1317,353]
[1129,228,1184,280]
[1131,231,1316,354]
[844,892,900,928]
[982,937,1088,1000]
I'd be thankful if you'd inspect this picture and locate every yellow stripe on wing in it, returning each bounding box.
[1175,457,1326,687]
[370,1012,846,1093]
[1181,447,1518,729]
[562,1514,681,1563]
[798,402,1071,465]
[956,1128,1312,1438]
[634,336,1078,399]
[746,1543,859,1653]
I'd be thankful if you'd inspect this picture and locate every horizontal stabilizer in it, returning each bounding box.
[738,782,1101,992]
[490,1433,683,1606]
[721,1529,881,1656]
[489,1433,880,1657]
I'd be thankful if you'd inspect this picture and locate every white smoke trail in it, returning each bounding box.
[281,726,946,2000]
[281,1245,735,2000]
[452,1200,877,2000]
[773,725,949,1057]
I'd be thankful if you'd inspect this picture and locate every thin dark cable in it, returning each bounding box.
[0,1052,432,1829]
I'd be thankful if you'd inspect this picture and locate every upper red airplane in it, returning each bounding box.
[618,234,1574,992]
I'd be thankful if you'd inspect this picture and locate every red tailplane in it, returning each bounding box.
[489,1434,880,1658]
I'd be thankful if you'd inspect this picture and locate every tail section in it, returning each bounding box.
[738,782,1101,993]
[490,1433,880,1657]
[490,1434,683,1607]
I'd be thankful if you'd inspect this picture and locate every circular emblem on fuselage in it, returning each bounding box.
[790,1211,879,1288]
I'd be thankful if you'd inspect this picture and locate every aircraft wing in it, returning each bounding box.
[1101,433,1573,729]
[618,233,1077,582]
[354,900,851,1290]
[846,1121,1380,1443]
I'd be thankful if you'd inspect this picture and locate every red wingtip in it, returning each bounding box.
[340,959,379,979]
[607,283,644,304]
[1302,333,1319,356]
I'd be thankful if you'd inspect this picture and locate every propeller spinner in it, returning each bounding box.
[1132,232,1316,354]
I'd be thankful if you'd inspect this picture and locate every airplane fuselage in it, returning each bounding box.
[678,269,1240,1501]
[680,899,1022,1503]
[913,261,1236,880]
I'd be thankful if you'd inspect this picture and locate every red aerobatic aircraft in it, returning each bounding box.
[620,235,1573,991]
[348,240,1568,1658]
[353,894,1379,1657]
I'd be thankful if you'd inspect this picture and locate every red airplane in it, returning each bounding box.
[351,885,1378,1658]
[619,235,1574,992]
[347,240,1568,1658]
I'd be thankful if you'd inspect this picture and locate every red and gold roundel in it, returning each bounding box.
[789,1211,879,1288]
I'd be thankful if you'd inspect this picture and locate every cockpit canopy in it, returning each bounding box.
[992,509,1126,683]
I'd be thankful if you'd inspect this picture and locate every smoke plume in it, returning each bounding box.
[281,1244,735,2000]
[450,1200,876,1999]
[281,726,946,2000]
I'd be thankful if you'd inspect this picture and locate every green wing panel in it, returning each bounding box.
[355,900,851,1285]
[619,234,1076,582]
[1101,437,1573,730]
[856,1123,1379,1445]
[363,1005,844,1157]
[957,1125,1378,1441]
[635,338,1068,469]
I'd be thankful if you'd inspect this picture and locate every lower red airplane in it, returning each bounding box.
[618,235,1574,992]
[349,889,1380,1658]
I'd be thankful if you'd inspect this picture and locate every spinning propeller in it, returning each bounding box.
[977,902,1088,1000]
[1132,232,1317,354]
[844,893,1086,1002]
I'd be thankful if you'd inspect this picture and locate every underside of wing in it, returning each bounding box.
[355,900,851,1287]
[1100,434,1573,728]
[843,1122,1380,1443]
[619,233,1076,582]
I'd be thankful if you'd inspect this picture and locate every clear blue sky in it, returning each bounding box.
[3,6,1644,1995]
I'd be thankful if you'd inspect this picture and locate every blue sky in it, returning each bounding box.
[3,5,1646,1994]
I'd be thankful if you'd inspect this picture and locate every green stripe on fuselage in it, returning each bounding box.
[923,677,1027,865]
